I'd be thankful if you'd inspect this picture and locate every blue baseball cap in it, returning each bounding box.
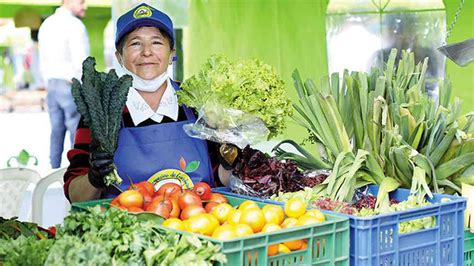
[115,3,175,49]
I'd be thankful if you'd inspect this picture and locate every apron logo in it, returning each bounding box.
[148,169,194,190]
[179,156,200,173]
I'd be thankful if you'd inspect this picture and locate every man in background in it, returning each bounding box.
[38,0,89,168]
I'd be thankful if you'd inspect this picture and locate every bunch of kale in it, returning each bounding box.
[71,57,132,185]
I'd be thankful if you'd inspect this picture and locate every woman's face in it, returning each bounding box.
[117,27,175,80]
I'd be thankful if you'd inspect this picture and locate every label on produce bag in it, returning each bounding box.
[148,169,194,191]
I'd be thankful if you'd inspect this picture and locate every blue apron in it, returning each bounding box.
[102,81,214,198]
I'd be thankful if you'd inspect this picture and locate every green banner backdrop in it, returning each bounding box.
[185,0,473,142]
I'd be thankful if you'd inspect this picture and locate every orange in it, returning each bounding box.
[212,224,237,240]
[278,244,291,253]
[304,209,326,222]
[211,203,234,224]
[297,215,320,226]
[239,208,266,233]
[284,197,307,218]
[281,217,298,229]
[162,218,185,231]
[227,209,242,225]
[238,200,260,211]
[281,221,304,250]
[262,205,285,225]
[234,224,253,237]
[260,223,281,256]
[300,241,308,250]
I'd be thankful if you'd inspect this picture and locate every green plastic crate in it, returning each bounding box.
[466,229,474,266]
[72,195,350,266]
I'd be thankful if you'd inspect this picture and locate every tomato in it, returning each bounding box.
[210,193,228,204]
[234,223,253,237]
[226,209,242,225]
[186,214,216,236]
[162,218,185,231]
[128,206,144,213]
[211,203,234,224]
[145,201,171,219]
[137,181,155,195]
[284,197,307,218]
[297,215,319,226]
[180,205,206,220]
[204,201,219,213]
[239,208,265,233]
[304,209,326,222]
[118,190,144,208]
[281,218,298,228]
[211,224,237,240]
[110,197,120,207]
[238,200,260,211]
[261,224,281,256]
[168,198,180,218]
[262,205,285,225]
[156,183,182,200]
[192,182,212,200]
[178,190,202,210]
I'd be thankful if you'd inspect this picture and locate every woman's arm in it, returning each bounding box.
[64,118,103,202]
[68,174,102,202]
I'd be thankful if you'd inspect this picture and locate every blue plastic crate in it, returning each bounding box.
[213,185,467,266]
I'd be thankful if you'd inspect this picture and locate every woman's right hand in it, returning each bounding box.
[88,141,114,188]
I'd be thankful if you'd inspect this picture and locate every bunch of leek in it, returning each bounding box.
[275,49,474,203]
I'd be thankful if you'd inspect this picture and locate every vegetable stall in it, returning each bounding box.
[2,48,473,265]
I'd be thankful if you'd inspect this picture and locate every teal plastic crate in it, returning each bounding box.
[466,229,474,266]
[214,186,467,266]
[72,195,350,265]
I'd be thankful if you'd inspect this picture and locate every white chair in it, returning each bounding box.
[0,167,41,219]
[32,167,69,226]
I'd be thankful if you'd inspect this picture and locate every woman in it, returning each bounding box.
[64,3,233,202]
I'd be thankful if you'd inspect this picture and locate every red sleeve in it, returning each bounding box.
[63,119,91,201]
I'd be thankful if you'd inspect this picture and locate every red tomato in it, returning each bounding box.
[128,206,144,213]
[168,198,181,218]
[178,190,202,210]
[138,181,155,195]
[180,205,206,220]
[205,201,219,213]
[193,182,212,200]
[156,183,182,200]
[110,197,120,207]
[118,190,144,208]
[210,193,228,204]
[146,201,171,219]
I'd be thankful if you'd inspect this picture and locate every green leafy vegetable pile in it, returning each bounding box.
[0,208,226,265]
[177,55,293,138]
[71,57,132,185]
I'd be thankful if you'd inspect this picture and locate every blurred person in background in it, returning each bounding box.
[38,0,89,168]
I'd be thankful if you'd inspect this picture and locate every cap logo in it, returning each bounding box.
[133,6,152,19]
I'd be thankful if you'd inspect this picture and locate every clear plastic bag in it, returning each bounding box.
[228,173,265,198]
[183,100,270,148]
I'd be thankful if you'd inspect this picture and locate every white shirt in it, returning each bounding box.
[126,79,179,126]
[38,7,90,82]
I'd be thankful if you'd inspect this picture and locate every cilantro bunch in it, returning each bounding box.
[178,55,292,139]
[71,57,132,185]
[47,207,226,265]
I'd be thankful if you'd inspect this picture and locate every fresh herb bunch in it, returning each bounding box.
[71,57,132,185]
[177,55,293,138]
[0,236,54,265]
[49,206,226,265]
